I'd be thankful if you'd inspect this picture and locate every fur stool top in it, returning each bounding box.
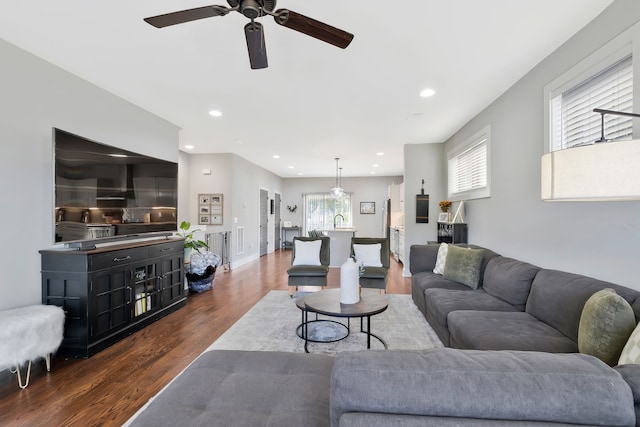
[0,304,65,388]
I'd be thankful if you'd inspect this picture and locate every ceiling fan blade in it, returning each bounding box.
[144,5,229,28]
[244,22,268,69]
[273,9,354,49]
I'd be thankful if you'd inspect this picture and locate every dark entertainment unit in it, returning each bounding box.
[40,238,186,358]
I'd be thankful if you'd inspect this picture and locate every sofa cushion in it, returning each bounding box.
[482,256,540,310]
[409,243,441,274]
[433,243,448,274]
[291,239,322,266]
[411,272,476,317]
[129,350,333,427]
[526,269,640,343]
[443,245,484,289]
[353,243,382,267]
[424,288,520,346]
[619,322,640,365]
[330,348,635,426]
[425,288,519,328]
[578,288,636,366]
[448,311,578,353]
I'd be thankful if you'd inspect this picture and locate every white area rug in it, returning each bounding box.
[206,290,443,355]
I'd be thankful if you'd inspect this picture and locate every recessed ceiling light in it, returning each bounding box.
[288,165,294,169]
[297,172,303,176]
[372,164,379,167]
[209,110,222,117]
[376,152,384,156]
[185,145,194,150]
[273,155,280,159]
[420,88,436,98]
[370,171,376,174]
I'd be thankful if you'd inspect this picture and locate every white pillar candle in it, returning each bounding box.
[340,257,360,304]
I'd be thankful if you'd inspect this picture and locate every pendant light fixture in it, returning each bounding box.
[330,157,345,197]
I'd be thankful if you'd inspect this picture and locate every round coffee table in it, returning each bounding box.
[296,289,388,353]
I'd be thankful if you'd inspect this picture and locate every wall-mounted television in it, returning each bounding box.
[53,128,178,249]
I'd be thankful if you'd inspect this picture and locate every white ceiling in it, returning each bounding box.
[0,0,614,178]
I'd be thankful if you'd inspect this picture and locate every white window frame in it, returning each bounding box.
[543,22,640,154]
[447,125,491,201]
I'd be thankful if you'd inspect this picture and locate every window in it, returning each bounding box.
[448,126,490,200]
[303,193,352,233]
[551,55,633,151]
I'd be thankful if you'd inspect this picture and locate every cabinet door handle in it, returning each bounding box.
[160,248,171,252]
[113,256,132,262]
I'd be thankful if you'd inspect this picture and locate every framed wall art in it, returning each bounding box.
[198,193,223,225]
[360,201,375,214]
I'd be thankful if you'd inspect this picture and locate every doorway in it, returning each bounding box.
[274,193,281,250]
[259,189,268,256]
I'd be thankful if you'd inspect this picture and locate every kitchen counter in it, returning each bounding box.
[323,229,356,267]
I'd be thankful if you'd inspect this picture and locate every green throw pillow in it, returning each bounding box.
[443,245,484,289]
[578,288,636,366]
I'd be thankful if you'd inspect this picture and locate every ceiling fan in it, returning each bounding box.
[144,0,354,69]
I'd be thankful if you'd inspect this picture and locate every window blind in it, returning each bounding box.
[303,193,352,233]
[449,136,488,196]
[553,55,633,150]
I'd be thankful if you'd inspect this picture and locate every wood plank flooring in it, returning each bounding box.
[0,249,410,427]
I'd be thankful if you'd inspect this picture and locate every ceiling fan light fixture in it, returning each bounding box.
[145,1,353,69]
[244,21,268,69]
[240,0,262,19]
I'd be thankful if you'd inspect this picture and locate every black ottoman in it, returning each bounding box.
[128,350,334,427]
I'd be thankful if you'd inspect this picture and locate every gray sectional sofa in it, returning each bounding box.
[130,347,639,427]
[128,242,640,426]
[410,243,640,353]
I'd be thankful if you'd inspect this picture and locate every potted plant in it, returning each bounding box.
[178,221,208,261]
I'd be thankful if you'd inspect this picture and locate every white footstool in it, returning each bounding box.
[0,305,65,388]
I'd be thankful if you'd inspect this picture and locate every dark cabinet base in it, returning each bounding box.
[74,298,186,358]
[41,238,186,358]
[437,223,468,244]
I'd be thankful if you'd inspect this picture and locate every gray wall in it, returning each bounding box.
[181,155,397,266]
[179,152,283,268]
[435,0,640,289]
[403,143,446,276]
[282,176,403,238]
[0,38,179,311]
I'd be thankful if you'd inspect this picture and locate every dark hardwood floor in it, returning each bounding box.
[0,249,410,426]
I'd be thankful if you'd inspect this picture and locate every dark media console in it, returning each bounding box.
[40,238,186,357]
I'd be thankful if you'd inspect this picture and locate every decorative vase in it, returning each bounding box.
[184,247,192,262]
[340,257,360,304]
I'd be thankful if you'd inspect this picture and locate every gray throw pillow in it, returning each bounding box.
[443,245,484,289]
[578,288,636,366]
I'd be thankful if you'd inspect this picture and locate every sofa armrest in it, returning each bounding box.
[615,364,640,427]
[409,244,439,274]
[330,348,634,427]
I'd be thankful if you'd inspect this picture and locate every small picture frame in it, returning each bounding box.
[198,193,223,225]
[360,201,375,214]
[438,212,449,223]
